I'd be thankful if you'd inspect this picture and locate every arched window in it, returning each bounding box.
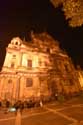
[15,41,18,45]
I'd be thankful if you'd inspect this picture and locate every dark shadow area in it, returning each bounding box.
[0,0,83,69]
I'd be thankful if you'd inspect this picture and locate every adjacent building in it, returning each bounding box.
[76,66,83,90]
[0,32,81,102]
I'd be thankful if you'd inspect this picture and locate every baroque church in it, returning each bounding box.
[0,32,81,102]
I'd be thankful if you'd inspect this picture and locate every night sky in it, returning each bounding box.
[0,0,83,69]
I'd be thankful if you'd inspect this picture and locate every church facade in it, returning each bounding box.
[0,32,81,102]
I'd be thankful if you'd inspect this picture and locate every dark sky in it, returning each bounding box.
[0,0,83,69]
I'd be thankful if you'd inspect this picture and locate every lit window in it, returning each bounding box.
[27,59,32,68]
[26,78,33,87]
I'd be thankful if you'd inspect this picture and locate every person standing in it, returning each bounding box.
[40,100,43,107]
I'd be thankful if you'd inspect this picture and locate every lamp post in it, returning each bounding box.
[15,74,22,125]
[15,109,21,125]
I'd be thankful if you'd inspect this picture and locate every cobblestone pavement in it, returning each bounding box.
[0,97,83,125]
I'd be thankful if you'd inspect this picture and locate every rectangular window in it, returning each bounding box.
[45,61,48,66]
[26,78,33,87]
[12,55,16,59]
[39,60,42,66]
[27,59,32,68]
[69,79,74,85]
[8,79,12,84]
[11,63,14,68]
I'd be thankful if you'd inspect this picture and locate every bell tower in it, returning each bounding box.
[2,37,23,73]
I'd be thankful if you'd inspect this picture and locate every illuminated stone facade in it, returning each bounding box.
[0,32,81,102]
[76,66,83,90]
